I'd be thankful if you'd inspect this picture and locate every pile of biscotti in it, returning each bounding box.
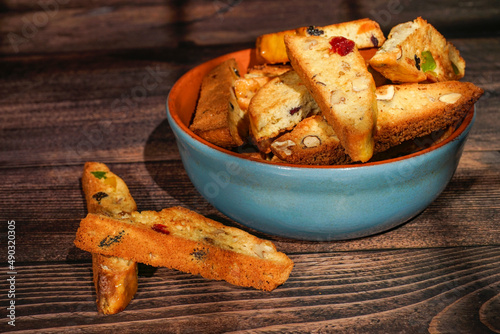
[74,162,294,314]
[189,17,484,165]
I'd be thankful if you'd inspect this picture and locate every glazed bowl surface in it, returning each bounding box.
[166,49,475,241]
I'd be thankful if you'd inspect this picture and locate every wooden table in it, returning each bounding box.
[1,1,499,332]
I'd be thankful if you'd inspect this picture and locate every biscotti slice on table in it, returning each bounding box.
[82,162,138,315]
[369,17,465,83]
[270,115,351,165]
[256,18,385,64]
[83,162,137,217]
[74,207,294,291]
[190,58,243,147]
[248,70,321,153]
[285,35,378,162]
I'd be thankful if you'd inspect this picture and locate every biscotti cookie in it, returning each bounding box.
[189,58,242,148]
[373,81,483,152]
[91,253,138,314]
[256,18,385,64]
[230,64,292,145]
[284,35,378,162]
[74,207,294,291]
[82,162,138,315]
[270,81,483,165]
[371,125,456,162]
[234,64,292,111]
[369,17,465,83]
[270,115,351,165]
[248,70,321,151]
[82,162,137,218]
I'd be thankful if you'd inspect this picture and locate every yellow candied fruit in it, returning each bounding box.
[257,31,295,64]
[104,176,117,189]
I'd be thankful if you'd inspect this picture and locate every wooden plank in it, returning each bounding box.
[2,247,499,333]
[1,151,498,263]
[1,0,499,56]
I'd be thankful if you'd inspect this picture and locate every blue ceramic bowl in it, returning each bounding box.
[166,49,475,241]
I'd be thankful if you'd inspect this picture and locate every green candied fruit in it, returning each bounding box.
[451,62,460,75]
[421,51,437,73]
[90,171,107,179]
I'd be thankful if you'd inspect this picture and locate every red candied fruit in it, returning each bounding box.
[329,37,355,56]
[152,224,170,235]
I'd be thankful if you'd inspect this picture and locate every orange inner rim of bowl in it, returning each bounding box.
[168,48,474,169]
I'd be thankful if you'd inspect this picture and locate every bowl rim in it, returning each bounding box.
[167,48,475,170]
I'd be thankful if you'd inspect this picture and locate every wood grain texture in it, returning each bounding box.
[1,247,499,333]
[1,0,499,332]
[0,0,499,56]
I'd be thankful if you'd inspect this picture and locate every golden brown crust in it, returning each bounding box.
[189,59,241,148]
[270,115,351,165]
[374,82,483,152]
[82,162,138,315]
[74,207,294,291]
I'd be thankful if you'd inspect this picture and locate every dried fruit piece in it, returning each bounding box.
[289,106,302,115]
[151,224,170,235]
[191,249,207,261]
[99,230,125,248]
[329,37,355,56]
[306,26,324,36]
[91,171,107,180]
[421,51,436,73]
[92,192,108,203]
[414,54,421,70]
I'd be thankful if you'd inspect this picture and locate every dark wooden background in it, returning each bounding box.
[1,0,499,332]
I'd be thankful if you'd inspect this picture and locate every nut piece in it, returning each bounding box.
[439,93,462,104]
[303,38,319,50]
[376,85,395,101]
[252,243,272,259]
[330,90,346,105]
[271,140,295,156]
[395,46,402,60]
[341,61,351,71]
[301,135,321,148]
[352,77,369,92]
